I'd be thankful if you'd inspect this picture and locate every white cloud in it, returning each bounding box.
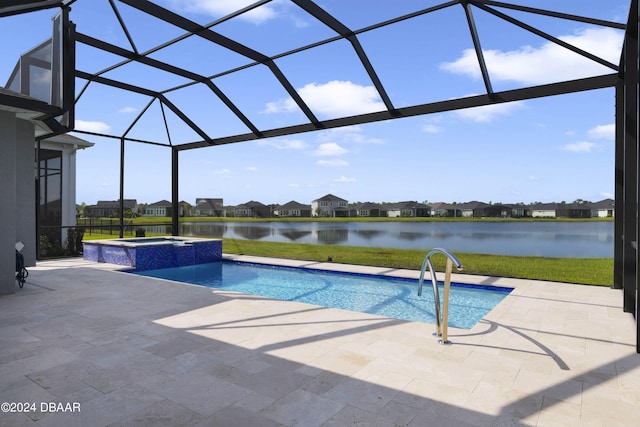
[312,142,348,157]
[316,126,360,142]
[440,28,623,85]
[600,192,614,199]
[587,124,615,140]
[213,168,231,175]
[264,80,385,118]
[528,175,538,180]
[245,166,258,171]
[75,120,110,133]
[317,159,348,167]
[334,176,356,182]
[168,0,278,24]
[257,138,309,150]
[454,100,524,122]
[562,141,597,152]
[263,98,298,114]
[316,126,383,144]
[300,81,385,116]
[422,123,443,133]
[118,106,138,113]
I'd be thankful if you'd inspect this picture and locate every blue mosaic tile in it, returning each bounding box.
[83,239,222,271]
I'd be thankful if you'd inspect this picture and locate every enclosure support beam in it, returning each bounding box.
[622,0,638,318]
[119,137,125,239]
[171,147,179,236]
[614,79,624,290]
[620,0,640,354]
[624,0,640,353]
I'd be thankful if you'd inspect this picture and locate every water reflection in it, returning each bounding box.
[278,229,312,241]
[147,221,615,258]
[396,231,429,240]
[314,228,348,244]
[181,223,227,237]
[233,225,271,240]
[352,229,386,240]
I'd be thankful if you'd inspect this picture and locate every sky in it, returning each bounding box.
[0,0,631,207]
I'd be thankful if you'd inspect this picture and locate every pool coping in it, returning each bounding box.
[101,252,525,287]
[221,253,540,290]
[82,236,222,248]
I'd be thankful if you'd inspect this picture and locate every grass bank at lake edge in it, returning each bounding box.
[222,239,612,286]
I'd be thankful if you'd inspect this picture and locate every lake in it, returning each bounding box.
[140,221,614,258]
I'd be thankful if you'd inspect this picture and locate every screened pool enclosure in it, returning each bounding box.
[1,0,639,352]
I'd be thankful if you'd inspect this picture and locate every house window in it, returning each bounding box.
[38,149,63,248]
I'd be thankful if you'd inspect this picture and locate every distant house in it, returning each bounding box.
[508,204,530,218]
[234,201,270,218]
[194,198,225,217]
[428,202,464,217]
[590,198,615,217]
[311,194,349,217]
[274,201,311,217]
[560,203,593,218]
[88,199,138,218]
[531,203,558,218]
[387,201,430,218]
[477,204,513,218]
[453,201,482,217]
[143,200,172,217]
[430,202,450,217]
[353,202,387,217]
[530,203,592,218]
[179,201,192,217]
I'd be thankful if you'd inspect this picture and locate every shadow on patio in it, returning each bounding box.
[0,259,638,426]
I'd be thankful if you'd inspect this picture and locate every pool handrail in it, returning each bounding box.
[417,248,463,345]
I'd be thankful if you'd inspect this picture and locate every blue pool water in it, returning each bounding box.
[131,261,512,329]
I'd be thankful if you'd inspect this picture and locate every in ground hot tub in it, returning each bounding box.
[83,236,222,271]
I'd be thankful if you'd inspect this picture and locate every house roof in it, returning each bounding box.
[235,201,268,209]
[246,201,267,208]
[43,133,94,149]
[195,198,222,209]
[456,201,488,210]
[94,199,137,209]
[0,86,60,119]
[148,200,171,207]
[387,201,430,210]
[313,194,347,203]
[279,201,310,210]
[428,202,450,210]
[530,202,591,210]
[590,198,615,209]
[354,202,383,210]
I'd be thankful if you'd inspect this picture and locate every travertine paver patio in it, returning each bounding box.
[0,255,638,426]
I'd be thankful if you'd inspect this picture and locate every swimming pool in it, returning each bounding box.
[131,261,512,329]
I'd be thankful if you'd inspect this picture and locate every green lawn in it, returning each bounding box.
[222,239,612,286]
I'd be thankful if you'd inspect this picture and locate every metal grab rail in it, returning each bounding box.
[418,248,463,345]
